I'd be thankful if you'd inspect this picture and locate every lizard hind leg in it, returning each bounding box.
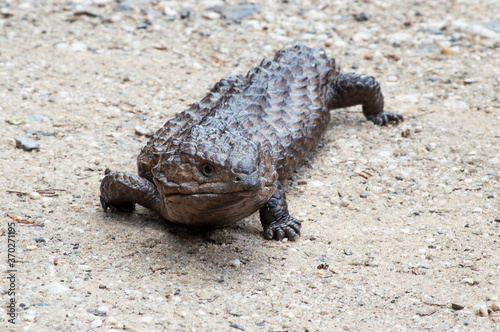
[259,181,302,241]
[325,72,404,125]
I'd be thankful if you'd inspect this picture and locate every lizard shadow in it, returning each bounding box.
[100,206,272,276]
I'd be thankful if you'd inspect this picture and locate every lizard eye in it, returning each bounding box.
[201,164,215,177]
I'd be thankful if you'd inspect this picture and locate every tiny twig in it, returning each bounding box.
[406,110,436,119]
[173,50,188,57]
[423,301,447,307]
[355,172,369,179]
[6,190,28,196]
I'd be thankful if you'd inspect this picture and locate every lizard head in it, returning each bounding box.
[152,117,277,227]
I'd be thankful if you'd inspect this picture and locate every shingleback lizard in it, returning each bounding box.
[100,45,403,241]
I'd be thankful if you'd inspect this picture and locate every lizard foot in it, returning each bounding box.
[100,196,135,213]
[264,216,301,241]
[367,111,404,126]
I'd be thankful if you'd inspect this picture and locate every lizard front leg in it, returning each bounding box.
[100,171,162,215]
[259,181,301,241]
[324,72,404,125]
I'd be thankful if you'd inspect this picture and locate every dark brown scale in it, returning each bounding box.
[100,45,403,241]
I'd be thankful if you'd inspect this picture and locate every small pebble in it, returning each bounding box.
[377,150,393,158]
[441,46,452,55]
[489,302,500,312]
[30,192,41,200]
[229,259,241,267]
[109,14,121,23]
[71,42,87,52]
[460,277,475,285]
[180,9,191,19]
[401,128,411,137]
[107,107,122,118]
[54,41,69,49]
[202,12,220,20]
[473,303,489,317]
[309,180,324,187]
[15,137,40,151]
[45,283,70,294]
[97,306,109,316]
[90,318,103,328]
[344,249,353,256]
[79,265,92,272]
[26,115,47,122]
[339,200,350,207]
[23,314,35,322]
[106,316,118,325]
[134,126,149,136]
[489,157,499,164]
[195,310,206,316]
[229,323,245,331]
[354,12,369,22]
[472,207,482,213]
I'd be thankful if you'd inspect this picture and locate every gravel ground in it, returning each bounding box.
[1,0,499,331]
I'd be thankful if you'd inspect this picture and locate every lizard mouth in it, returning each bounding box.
[164,188,266,201]
[162,185,275,227]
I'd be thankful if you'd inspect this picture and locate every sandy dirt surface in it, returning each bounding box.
[1,0,499,331]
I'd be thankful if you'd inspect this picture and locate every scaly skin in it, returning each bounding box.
[100,45,403,240]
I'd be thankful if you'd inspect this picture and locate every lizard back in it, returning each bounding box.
[138,45,339,181]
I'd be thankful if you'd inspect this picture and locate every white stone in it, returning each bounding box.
[195,310,207,316]
[310,180,324,187]
[202,12,220,20]
[473,303,489,317]
[105,316,118,325]
[377,150,393,158]
[134,126,149,136]
[108,107,122,118]
[452,20,498,38]
[164,7,178,17]
[90,318,103,328]
[30,192,41,200]
[192,62,204,70]
[461,277,475,285]
[45,283,70,294]
[489,157,499,164]
[387,32,412,44]
[229,259,241,267]
[71,42,87,52]
[97,306,109,314]
[352,31,372,43]
[79,265,92,272]
[333,38,347,48]
[54,42,69,50]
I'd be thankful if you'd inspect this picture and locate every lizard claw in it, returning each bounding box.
[264,216,302,241]
[100,196,135,213]
[367,111,404,126]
